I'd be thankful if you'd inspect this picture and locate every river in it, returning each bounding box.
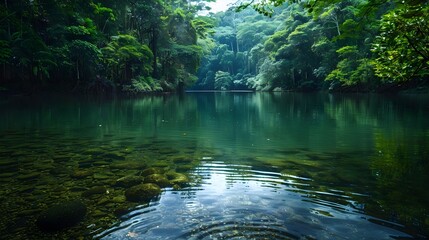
[0,92,428,239]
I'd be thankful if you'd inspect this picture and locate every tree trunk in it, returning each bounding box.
[334,16,341,36]
[150,25,158,78]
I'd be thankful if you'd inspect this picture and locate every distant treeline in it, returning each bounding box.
[1,1,428,94]
[0,0,214,94]
[193,0,429,92]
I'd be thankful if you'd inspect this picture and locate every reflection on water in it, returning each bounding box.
[97,157,414,240]
[0,92,428,239]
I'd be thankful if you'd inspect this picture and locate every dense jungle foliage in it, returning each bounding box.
[194,0,429,92]
[0,0,428,93]
[0,0,215,93]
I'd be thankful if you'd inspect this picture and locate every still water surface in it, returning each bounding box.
[0,92,428,239]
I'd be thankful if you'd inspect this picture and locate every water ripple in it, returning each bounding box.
[96,159,416,240]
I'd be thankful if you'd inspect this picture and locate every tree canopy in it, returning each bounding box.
[1,0,428,93]
[0,0,214,94]
[192,0,429,92]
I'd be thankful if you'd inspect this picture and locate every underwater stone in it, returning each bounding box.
[0,159,18,167]
[52,155,71,162]
[175,164,194,172]
[93,173,112,180]
[78,161,93,168]
[144,174,171,188]
[102,153,125,160]
[84,149,104,156]
[36,200,87,231]
[114,206,131,217]
[82,186,107,198]
[115,175,144,188]
[166,172,189,186]
[0,172,16,178]
[152,162,169,168]
[141,167,163,176]
[125,183,161,202]
[16,172,40,181]
[70,169,92,179]
[159,148,180,155]
[93,160,110,166]
[110,161,147,170]
[112,196,126,203]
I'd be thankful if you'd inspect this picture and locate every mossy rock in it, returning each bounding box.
[175,164,194,172]
[93,173,113,180]
[152,162,169,168]
[125,183,161,202]
[166,172,189,186]
[52,155,71,163]
[112,196,126,203]
[70,169,92,179]
[102,153,126,160]
[115,175,144,188]
[82,186,107,198]
[16,172,40,181]
[114,206,132,217]
[93,160,110,166]
[110,161,147,170]
[144,174,171,188]
[78,161,93,168]
[36,200,87,231]
[84,148,105,156]
[141,167,163,176]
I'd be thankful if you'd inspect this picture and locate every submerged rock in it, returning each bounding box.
[166,172,189,186]
[16,172,40,181]
[110,161,147,170]
[82,186,107,198]
[172,156,193,164]
[125,183,161,202]
[115,175,144,188]
[102,152,125,160]
[70,169,92,179]
[175,164,194,172]
[144,174,171,188]
[36,200,87,231]
[141,167,163,176]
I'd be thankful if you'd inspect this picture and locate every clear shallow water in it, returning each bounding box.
[0,92,428,239]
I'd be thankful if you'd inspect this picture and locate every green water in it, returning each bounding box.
[0,92,428,239]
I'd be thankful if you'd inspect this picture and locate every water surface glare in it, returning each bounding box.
[0,92,428,239]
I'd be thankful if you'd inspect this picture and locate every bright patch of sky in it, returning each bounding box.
[207,0,237,13]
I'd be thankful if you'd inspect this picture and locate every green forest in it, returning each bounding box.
[1,0,428,94]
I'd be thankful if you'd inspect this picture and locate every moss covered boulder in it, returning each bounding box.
[166,172,189,186]
[141,167,163,176]
[144,174,171,188]
[115,175,144,188]
[36,200,87,231]
[125,183,161,202]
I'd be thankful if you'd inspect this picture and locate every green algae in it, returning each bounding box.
[0,133,200,240]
